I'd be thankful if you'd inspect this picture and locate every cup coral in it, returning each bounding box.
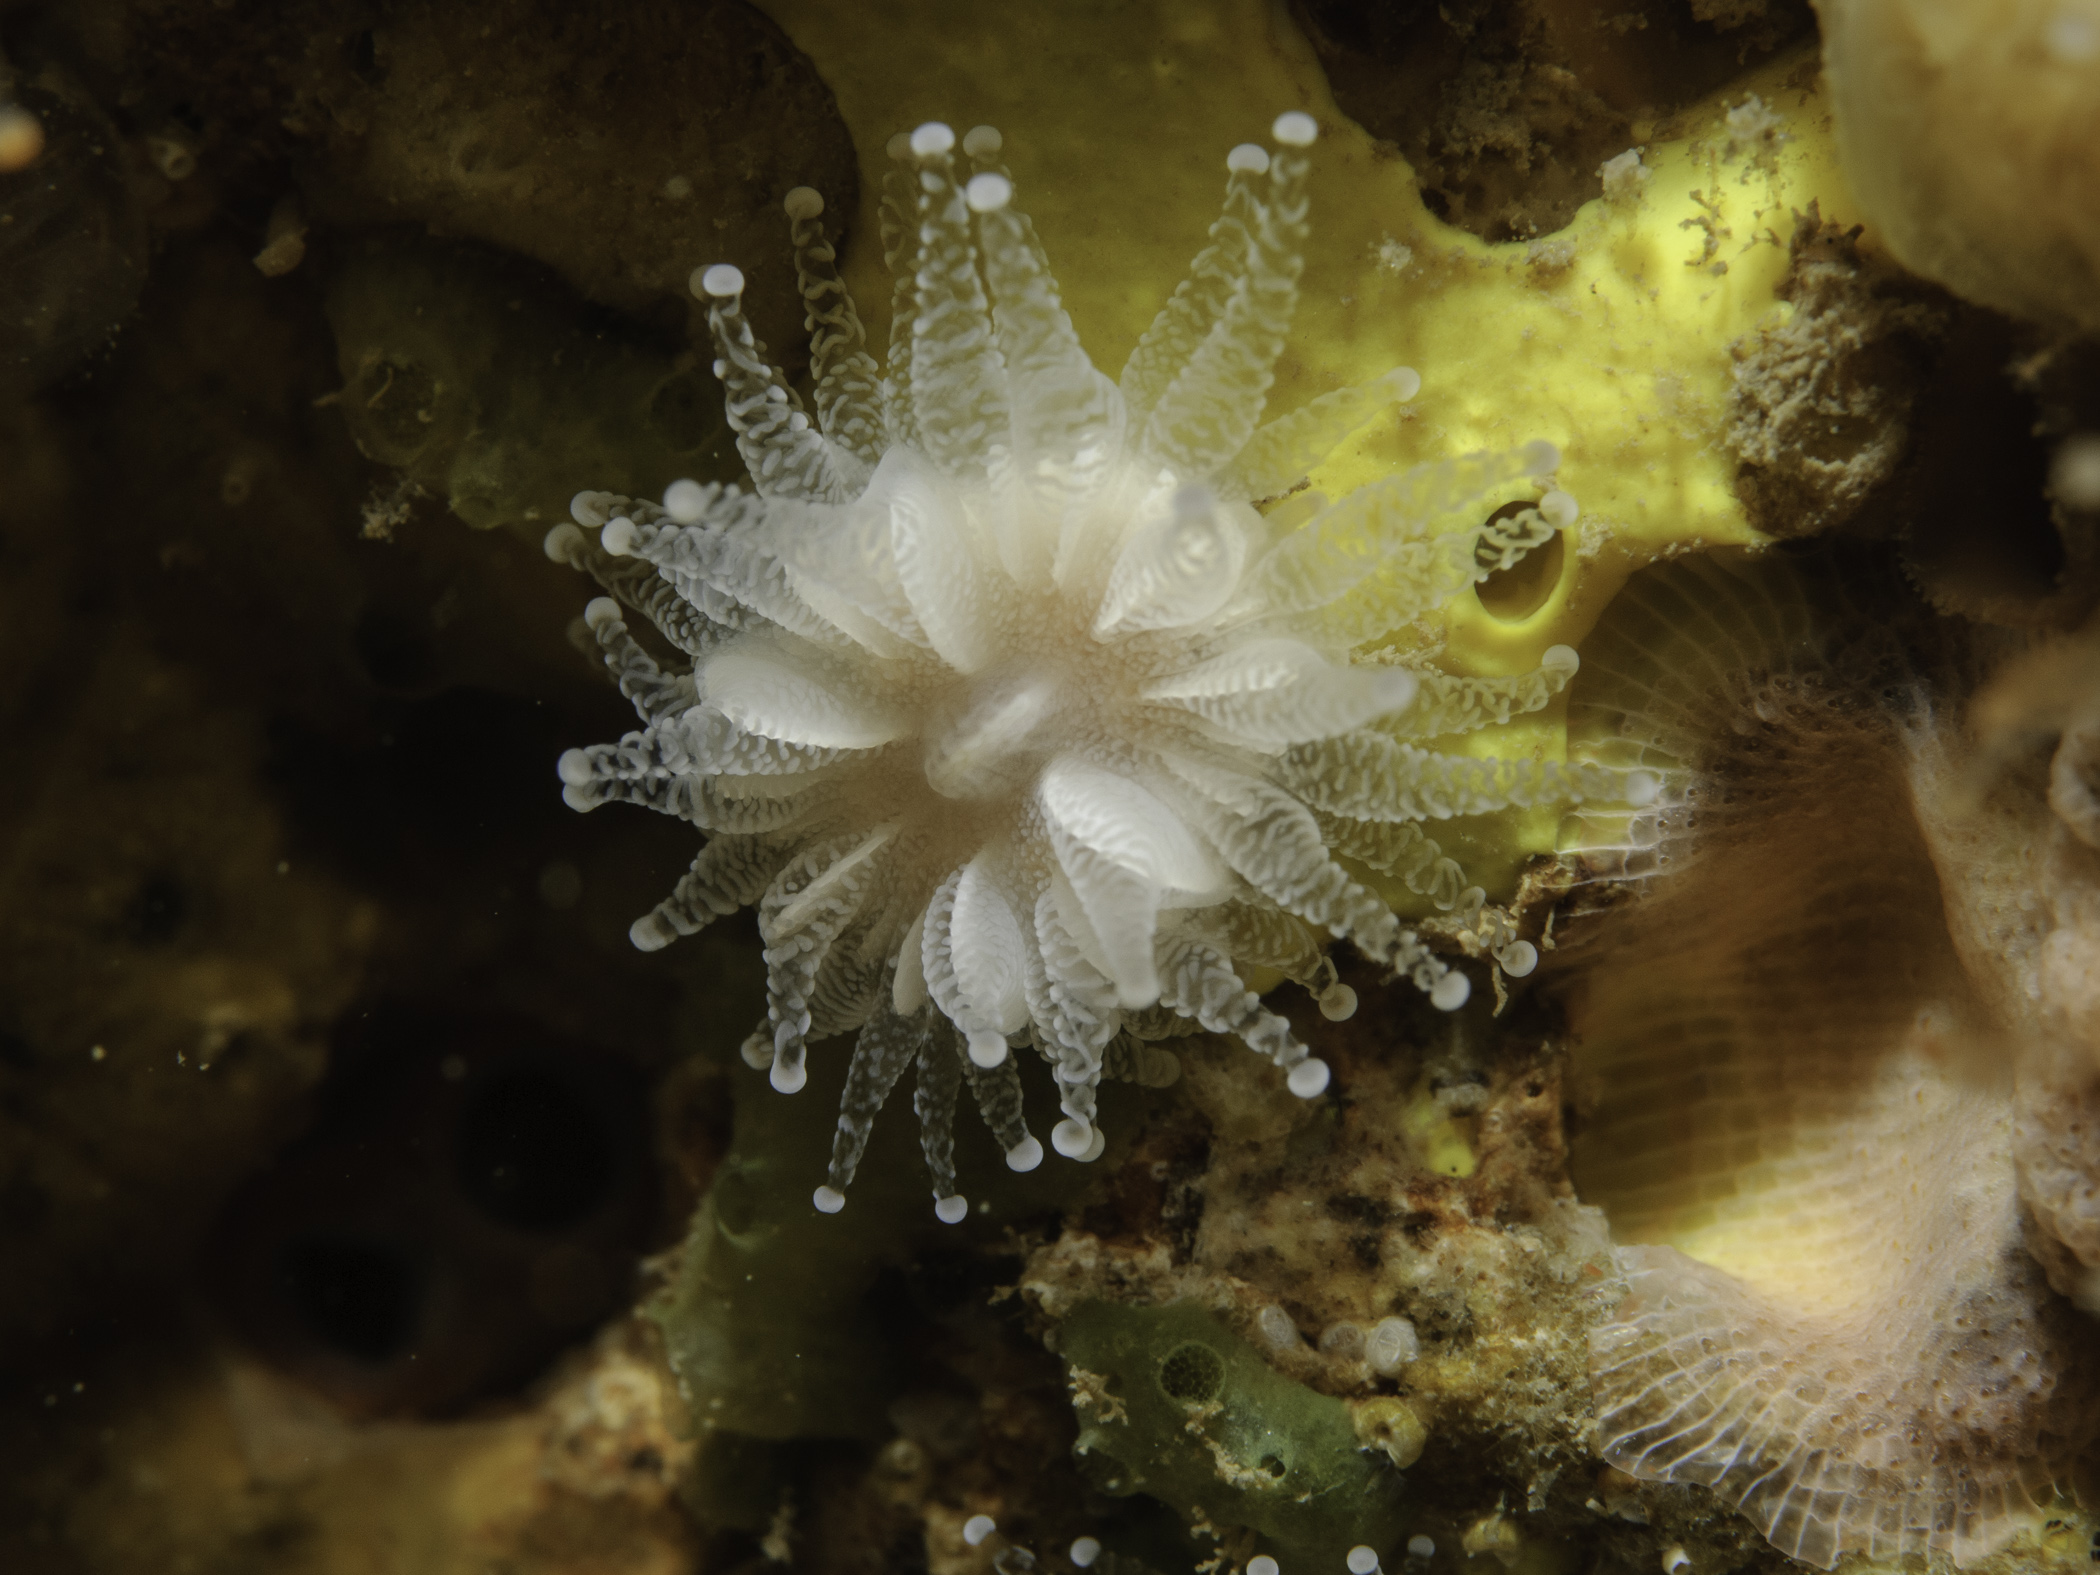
[548,113,1650,1219]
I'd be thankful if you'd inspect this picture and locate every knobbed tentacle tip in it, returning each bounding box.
[1542,643,1580,673]
[1431,969,1473,1011]
[569,489,616,529]
[1287,1057,1332,1097]
[662,477,707,522]
[812,1184,846,1213]
[965,172,1013,213]
[543,522,583,560]
[1498,939,1540,977]
[694,263,744,300]
[1272,110,1319,147]
[934,1194,969,1224]
[739,1032,774,1070]
[556,748,594,786]
[961,125,1002,157]
[962,1515,997,1548]
[1004,1134,1044,1172]
[1384,365,1423,401]
[582,596,621,631]
[1375,668,1420,716]
[966,1032,1010,1068]
[1051,1118,1095,1159]
[600,516,638,556]
[909,121,955,157]
[1226,142,1270,175]
[1317,981,1358,1021]
[1540,487,1580,527]
[769,1057,808,1094]
[1115,978,1161,1010]
[628,913,673,953]
[782,185,824,220]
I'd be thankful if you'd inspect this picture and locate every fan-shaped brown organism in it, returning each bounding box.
[1552,550,2100,1568]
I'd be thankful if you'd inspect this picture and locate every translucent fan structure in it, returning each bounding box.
[546,112,1651,1219]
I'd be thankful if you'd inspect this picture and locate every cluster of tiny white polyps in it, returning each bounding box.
[547,111,1653,1220]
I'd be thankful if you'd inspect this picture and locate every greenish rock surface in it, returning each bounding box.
[1057,1300,1408,1569]
[326,236,737,534]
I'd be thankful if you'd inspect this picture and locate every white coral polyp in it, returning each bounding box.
[547,114,1642,1219]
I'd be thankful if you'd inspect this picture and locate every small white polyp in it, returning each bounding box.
[812,1185,845,1214]
[1248,1557,1281,1575]
[1430,970,1471,1011]
[1069,1537,1102,1568]
[1256,1303,1299,1350]
[1408,1536,1436,1559]
[1005,1135,1043,1172]
[1286,1058,1331,1098]
[696,263,744,299]
[1368,1315,1420,1375]
[663,478,707,522]
[965,172,1012,212]
[1348,1548,1383,1575]
[910,121,955,156]
[961,1514,995,1547]
[934,1194,968,1224]
[1272,109,1318,145]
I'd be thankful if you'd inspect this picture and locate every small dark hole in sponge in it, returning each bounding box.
[123,872,188,945]
[455,1060,618,1232]
[1476,501,1565,622]
[277,1233,425,1363]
